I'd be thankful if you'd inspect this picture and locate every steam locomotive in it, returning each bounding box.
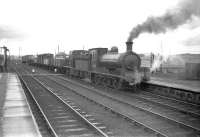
[24,42,150,89]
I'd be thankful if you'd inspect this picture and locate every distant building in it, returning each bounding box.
[162,55,185,73]
[160,54,200,80]
[140,53,200,80]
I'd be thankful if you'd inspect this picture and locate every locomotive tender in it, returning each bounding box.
[25,42,150,89]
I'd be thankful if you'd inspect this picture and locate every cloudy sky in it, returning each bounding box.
[0,0,200,56]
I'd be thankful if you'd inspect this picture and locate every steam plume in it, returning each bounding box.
[128,0,200,42]
[0,26,23,40]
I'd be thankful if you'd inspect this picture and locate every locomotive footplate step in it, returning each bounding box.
[0,73,41,137]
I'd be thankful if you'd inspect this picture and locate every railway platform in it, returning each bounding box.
[143,74,200,104]
[0,73,41,137]
[149,76,200,93]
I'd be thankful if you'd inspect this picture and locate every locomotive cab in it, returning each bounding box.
[89,48,108,71]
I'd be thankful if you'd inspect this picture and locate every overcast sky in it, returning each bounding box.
[0,0,200,56]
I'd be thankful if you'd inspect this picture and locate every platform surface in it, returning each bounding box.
[148,75,200,93]
[0,73,41,137]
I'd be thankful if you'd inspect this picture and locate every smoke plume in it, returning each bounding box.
[128,0,200,42]
[0,26,23,40]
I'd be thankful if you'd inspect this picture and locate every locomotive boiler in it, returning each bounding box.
[99,42,142,84]
[100,52,140,71]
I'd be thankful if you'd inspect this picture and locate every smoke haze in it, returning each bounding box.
[128,0,200,42]
[183,33,200,46]
[0,26,23,40]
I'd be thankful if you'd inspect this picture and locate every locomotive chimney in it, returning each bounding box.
[126,41,133,52]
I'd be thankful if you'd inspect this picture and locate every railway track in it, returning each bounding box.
[44,74,200,137]
[16,64,200,137]
[19,76,55,137]
[11,66,54,137]
[96,84,200,131]
[62,69,200,129]
[24,75,110,136]
[16,64,161,136]
[14,68,111,136]
[65,72,200,119]
[35,74,161,136]
[130,89,200,117]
